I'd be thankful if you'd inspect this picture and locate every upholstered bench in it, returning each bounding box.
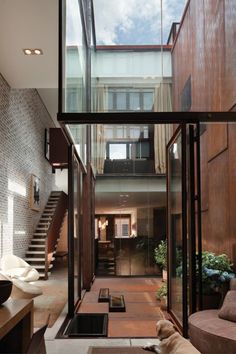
[189,279,236,354]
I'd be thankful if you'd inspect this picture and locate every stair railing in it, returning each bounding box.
[44,191,68,279]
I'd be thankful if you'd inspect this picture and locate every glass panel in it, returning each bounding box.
[109,144,127,159]
[91,50,172,113]
[72,154,82,304]
[66,124,87,165]
[130,92,140,111]
[63,0,86,112]
[168,130,183,325]
[93,0,185,45]
[130,126,140,139]
[143,92,154,111]
[92,123,171,276]
[116,92,127,110]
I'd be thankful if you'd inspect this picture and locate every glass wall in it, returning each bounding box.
[66,124,87,165]
[62,0,87,112]
[91,49,172,113]
[73,155,81,302]
[88,123,172,276]
[167,129,183,324]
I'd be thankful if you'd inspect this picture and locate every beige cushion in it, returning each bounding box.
[5,266,39,282]
[0,272,42,299]
[218,291,236,322]
[1,255,39,282]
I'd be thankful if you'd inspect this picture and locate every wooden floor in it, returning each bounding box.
[78,277,165,338]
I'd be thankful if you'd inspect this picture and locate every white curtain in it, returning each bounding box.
[154,83,173,174]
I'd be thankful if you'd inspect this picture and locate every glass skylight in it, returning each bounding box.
[93,0,187,45]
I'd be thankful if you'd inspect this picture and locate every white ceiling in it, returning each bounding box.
[0,0,58,124]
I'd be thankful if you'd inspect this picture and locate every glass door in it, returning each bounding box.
[167,124,201,337]
[68,145,83,316]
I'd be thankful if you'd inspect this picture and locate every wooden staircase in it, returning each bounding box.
[25,191,68,279]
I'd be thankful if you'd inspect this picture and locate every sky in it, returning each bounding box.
[93,0,188,45]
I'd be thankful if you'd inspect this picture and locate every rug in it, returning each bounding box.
[88,347,148,354]
[34,293,67,328]
[33,264,68,328]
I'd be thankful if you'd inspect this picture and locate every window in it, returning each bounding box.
[104,125,153,161]
[106,141,150,160]
[108,88,154,112]
[104,125,150,140]
[115,218,130,237]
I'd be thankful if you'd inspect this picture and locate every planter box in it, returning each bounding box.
[109,295,126,312]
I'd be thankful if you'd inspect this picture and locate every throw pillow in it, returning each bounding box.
[218,290,236,322]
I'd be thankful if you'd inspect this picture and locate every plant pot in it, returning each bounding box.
[160,296,167,310]
[162,269,167,282]
[0,280,12,305]
[202,292,222,310]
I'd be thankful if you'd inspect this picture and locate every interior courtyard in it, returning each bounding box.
[0,0,236,353]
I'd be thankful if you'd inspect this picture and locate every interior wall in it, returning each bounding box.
[0,74,57,259]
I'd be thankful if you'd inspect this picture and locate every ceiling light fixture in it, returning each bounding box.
[34,49,43,55]
[23,48,43,55]
[23,49,32,55]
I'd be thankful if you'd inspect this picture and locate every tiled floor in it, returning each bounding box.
[78,277,164,337]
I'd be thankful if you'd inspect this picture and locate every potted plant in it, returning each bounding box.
[201,251,235,309]
[154,240,167,281]
[156,283,167,310]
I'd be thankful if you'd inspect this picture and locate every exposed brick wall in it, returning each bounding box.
[0,74,57,259]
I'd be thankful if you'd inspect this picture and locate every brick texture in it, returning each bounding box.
[0,74,57,259]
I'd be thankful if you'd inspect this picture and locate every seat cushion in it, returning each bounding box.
[218,291,236,322]
[11,278,42,299]
[0,271,42,299]
[189,310,236,354]
[5,266,39,282]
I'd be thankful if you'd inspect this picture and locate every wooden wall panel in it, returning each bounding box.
[223,0,236,110]
[172,8,191,110]
[207,123,228,161]
[228,123,236,267]
[172,0,236,111]
[189,0,206,111]
[203,0,225,110]
[207,151,230,255]
[172,0,236,264]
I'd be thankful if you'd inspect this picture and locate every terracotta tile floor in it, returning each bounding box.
[78,277,165,337]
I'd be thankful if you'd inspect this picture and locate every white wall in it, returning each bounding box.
[55,169,68,194]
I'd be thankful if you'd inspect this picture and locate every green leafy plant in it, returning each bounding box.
[201,251,235,294]
[154,240,167,270]
[156,283,167,299]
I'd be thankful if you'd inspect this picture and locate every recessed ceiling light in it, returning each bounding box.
[34,49,43,55]
[23,48,43,55]
[23,49,32,55]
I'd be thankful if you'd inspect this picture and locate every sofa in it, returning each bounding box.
[189,279,236,354]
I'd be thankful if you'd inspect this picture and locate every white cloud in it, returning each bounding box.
[93,0,187,44]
